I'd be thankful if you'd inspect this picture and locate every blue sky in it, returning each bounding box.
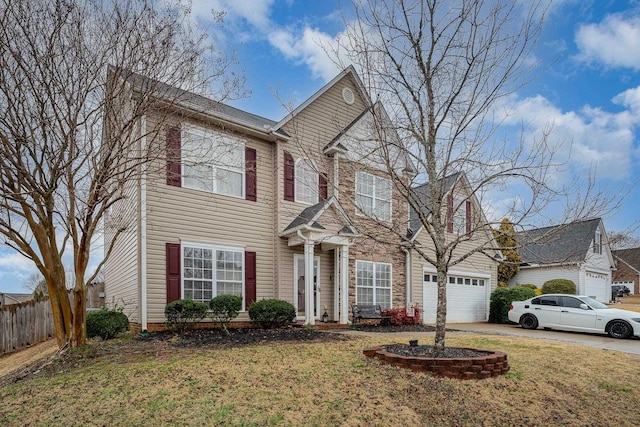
[1,0,639,293]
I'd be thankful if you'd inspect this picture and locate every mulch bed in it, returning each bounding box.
[351,324,458,333]
[144,326,350,348]
[384,344,489,358]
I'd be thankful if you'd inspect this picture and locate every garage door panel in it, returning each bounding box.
[423,275,487,323]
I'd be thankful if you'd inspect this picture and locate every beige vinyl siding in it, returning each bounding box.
[277,75,367,230]
[410,230,499,312]
[275,75,369,304]
[143,113,277,323]
[103,150,141,322]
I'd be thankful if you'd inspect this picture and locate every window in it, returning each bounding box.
[593,230,602,254]
[183,244,243,303]
[355,171,392,221]
[561,296,583,309]
[295,158,318,204]
[356,260,392,308]
[182,126,244,197]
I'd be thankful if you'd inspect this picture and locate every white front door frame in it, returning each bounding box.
[294,252,320,324]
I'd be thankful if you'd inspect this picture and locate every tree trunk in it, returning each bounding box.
[433,267,447,354]
[72,284,87,348]
[46,274,73,348]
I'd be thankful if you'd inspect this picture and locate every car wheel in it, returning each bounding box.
[607,320,632,339]
[520,314,538,330]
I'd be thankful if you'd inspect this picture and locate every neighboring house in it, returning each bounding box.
[612,248,640,295]
[104,66,426,331]
[0,293,33,307]
[510,218,614,302]
[407,173,502,323]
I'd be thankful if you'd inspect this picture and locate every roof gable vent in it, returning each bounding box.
[342,87,355,105]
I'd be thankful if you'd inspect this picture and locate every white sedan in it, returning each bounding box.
[508,294,640,339]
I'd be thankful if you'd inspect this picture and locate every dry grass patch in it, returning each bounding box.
[1,334,639,426]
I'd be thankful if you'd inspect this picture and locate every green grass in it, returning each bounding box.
[1,334,640,426]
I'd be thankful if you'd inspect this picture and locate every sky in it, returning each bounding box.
[1,0,640,293]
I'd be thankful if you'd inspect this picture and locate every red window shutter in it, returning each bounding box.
[446,193,454,233]
[166,126,181,187]
[465,200,472,235]
[284,151,295,201]
[245,147,257,201]
[319,173,328,201]
[166,243,181,303]
[245,251,257,308]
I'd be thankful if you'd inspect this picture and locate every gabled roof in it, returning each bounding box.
[408,172,462,240]
[114,68,289,139]
[281,196,358,236]
[274,65,371,130]
[613,247,640,271]
[517,218,602,265]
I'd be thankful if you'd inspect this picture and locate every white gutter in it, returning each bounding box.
[140,115,148,332]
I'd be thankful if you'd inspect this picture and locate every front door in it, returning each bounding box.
[294,255,320,319]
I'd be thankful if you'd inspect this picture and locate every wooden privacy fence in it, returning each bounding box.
[0,293,73,356]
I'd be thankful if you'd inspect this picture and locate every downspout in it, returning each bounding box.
[401,246,411,310]
[140,115,148,332]
[333,154,340,198]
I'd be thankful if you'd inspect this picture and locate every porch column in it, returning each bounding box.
[340,244,349,324]
[304,240,315,325]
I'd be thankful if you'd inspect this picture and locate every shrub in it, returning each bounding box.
[382,306,422,326]
[86,308,130,340]
[165,299,209,334]
[489,286,536,324]
[248,299,296,329]
[497,281,509,288]
[541,279,576,295]
[209,294,242,334]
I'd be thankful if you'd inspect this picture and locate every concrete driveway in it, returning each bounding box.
[449,322,640,356]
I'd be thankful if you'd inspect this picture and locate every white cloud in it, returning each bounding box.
[499,89,640,181]
[191,0,274,30]
[268,26,344,81]
[575,14,640,70]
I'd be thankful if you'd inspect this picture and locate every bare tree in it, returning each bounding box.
[608,230,640,251]
[0,0,243,349]
[337,0,617,354]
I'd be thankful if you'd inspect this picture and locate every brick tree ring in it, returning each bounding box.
[362,343,510,380]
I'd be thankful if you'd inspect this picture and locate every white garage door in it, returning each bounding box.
[585,270,609,302]
[422,271,489,323]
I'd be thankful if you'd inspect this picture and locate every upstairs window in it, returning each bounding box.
[447,193,472,234]
[295,158,319,205]
[181,126,244,198]
[593,230,602,255]
[355,171,392,221]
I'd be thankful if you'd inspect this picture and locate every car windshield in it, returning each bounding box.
[581,296,609,309]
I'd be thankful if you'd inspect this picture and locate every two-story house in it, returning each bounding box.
[104,66,419,331]
[104,66,503,331]
[510,217,614,302]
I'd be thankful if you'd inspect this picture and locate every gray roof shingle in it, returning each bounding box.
[517,218,601,265]
[613,247,640,269]
[408,172,461,239]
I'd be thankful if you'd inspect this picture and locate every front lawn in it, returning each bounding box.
[1,331,639,426]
